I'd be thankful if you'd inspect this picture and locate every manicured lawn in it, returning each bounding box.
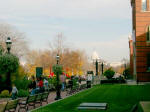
[32,84,150,112]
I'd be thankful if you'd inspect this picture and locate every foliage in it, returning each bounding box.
[48,77,57,87]
[0,53,19,91]
[25,42,89,77]
[123,68,133,79]
[11,65,28,82]
[0,54,19,74]
[52,64,63,75]
[0,90,10,98]
[33,85,150,112]
[103,68,115,79]
[17,89,29,97]
[72,76,79,86]
[52,64,63,87]
[14,77,31,90]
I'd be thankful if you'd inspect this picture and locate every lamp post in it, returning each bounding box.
[5,37,12,91]
[95,59,98,76]
[6,37,12,54]
[55,54,61,100]
[92,51,99,76]
[92,58,100,76]
[101,62,104,75]
[56,54,59,64]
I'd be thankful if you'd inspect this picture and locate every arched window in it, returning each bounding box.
[142,0,147,11]
[147,26,150,41]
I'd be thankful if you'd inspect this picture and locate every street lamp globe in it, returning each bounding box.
[6,37,12,53]
[56,54,60,64]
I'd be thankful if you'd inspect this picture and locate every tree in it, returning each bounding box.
[0,45,4,55]
[123,68,132,79]
[25,33,90,77]
[103,68,115,79]
[0,23,29,58]
[49,33,66,55]
[0,54,19,91]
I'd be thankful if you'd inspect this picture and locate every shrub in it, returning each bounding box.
[123,68,133,79]
[48,77,57,87]
[104,68,115,79]
[0,90,10,98]
[14,77,31,90]
[17,89,29,97]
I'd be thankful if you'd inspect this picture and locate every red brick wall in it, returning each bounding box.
[133,0,150,81]
[129,39,133,75]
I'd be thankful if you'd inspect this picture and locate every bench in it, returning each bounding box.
[40,92,49,104]
[35,93,43,106]
[18,92,49,111]
[79,84,86,90]
[19,95,36,111]
[66,83,87,96]
[4,99,18,112]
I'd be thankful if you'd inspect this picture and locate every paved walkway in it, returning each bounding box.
[18,91,67,112]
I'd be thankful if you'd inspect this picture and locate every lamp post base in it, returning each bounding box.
[55,85,62,100]
[55,97,62,100]
[55,92,62,100]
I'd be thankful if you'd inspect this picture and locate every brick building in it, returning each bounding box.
[130,0,150,82]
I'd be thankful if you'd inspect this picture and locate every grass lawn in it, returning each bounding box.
[32,84,150,112]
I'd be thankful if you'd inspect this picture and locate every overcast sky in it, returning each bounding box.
[0,0,132,63]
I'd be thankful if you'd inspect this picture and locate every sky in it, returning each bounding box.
[0,0,132,63]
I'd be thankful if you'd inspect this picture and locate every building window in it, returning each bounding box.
[142,0,147,11]
[147,53,150,71]
[147,26,150,41]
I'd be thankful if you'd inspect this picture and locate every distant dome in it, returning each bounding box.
[128,35,132,40]
[92,51,99,60]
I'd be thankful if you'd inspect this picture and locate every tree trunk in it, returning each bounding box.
[6,72,11,92]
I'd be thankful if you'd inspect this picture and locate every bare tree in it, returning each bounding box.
[0,23,29,58]
[49,33,67,55]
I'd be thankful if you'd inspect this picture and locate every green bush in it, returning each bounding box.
[0,90,10,98]
[17,89,29,97]
[14,77,31,90]
[104,68,115,79]
[73,77,79,86]
[48,77,57,87]
[123,68,133,79]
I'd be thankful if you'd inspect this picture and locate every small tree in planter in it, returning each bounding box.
[103,68,115,79]
[53,64,63,100]
[52,65,63,85]
[0,54,19,91]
